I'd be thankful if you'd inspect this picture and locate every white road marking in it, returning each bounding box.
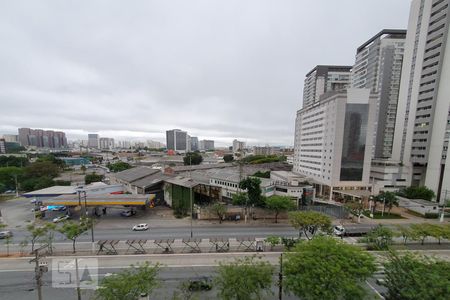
[366,280,385,299]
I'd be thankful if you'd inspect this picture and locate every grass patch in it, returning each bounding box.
[363,211,405,219]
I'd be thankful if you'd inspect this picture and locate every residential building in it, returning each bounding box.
[18,128,67,148]
[302,65,352,108]
[293,89,377,200]
[253,146,273,156]
[166,129,188,153]
[0,139,6,154]
[232,139,245,153]
[352,29,407,159]
[2,135,18,143]
[87,134,99,148]
[190,136,199,151]
[99,137,115,150]
[146,140,165,149]
[392,0,450,201]
[199,139,214,151]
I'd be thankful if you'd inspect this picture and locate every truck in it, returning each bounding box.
[333,224,377,237]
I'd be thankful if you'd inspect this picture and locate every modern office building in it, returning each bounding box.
[199,140,215,151]
[352,29,407,159]
[99,137,115,150]
[2,135,18,143]
[302,65,352,108]
[190,136,199,151]
[87,134,99,148]
[0,139,6,154]
[232,139,245,153]
[18,128,67,148]
[391,0,450,201]
[166,129,188,153]
[293,89,377,200]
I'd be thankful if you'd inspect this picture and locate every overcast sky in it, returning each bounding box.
[0,0,411,146]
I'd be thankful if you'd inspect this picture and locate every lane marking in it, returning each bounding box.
[366,280,385,299]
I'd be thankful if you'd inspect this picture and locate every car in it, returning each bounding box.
[0,231,13,239]
[53,215,70,223]
[187,277,213,291]
[132,224,149,231]
[333,225,345,236]
[48,205,66,211]
[121,210,136,217]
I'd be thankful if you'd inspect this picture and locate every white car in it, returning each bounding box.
[132,224,149,231]
[53,215,70,223]
[333,225,345,236]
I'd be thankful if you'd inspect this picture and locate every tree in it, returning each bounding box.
[108,161,132,173]
[395,225,417,245]
[223,154,234,163]
[252,171,270,178]
[288,211,332,239]
[214,256,274,300]
[239,177,264,207]
[183,152,203,165]
[410,223,434,245]
[344,200,365,223]
[284,236,376,300]
[95,262,160,300]
[80,165,86,174]
[232,192,248,206]
[85,172,104,184]
[209,202,227,224]
[361,225,394,250]
[0,156,29,168]
[398,186,435,201]
[265,236,280,250]
[383,252,450,300]
[0,166,23,191]
[265,195,295,223]
[375,191,398,215]
[24,161,60,178]
[58,218,91,253]
[26,223,50,252]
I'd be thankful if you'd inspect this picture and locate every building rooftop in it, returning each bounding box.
[113,166,160,183]
[22,185,77,197]
[165,176,199,188]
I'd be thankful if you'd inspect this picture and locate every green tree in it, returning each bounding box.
[108,161,132,173]
[0,166,23,191]
[24,161,60,178]
[214,256,274,300]
[410,223,434,245]
[26,223,50,252]
[361,225,394,250]
[265,236,280,250]
[288,211,332,239]
[265,195,295,223]
[239,177,263,207]
[0,156,29,167]
[80,165,86,174]
[183,152,203,165]
[85,172,104,184]
[223,154,234,163]
[383,252,450,300]
[284,236,376,300]
[344,200,365,223]
[252,171,270,178]
[395,225,417,245]
[95,262,160,300]
[21,176,54,192]
[232,192,248,206]
[375,191,399,215]
[398,186,435,201]
[58,218,92,253]
[209,202,227,224]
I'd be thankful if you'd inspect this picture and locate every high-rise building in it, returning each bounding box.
[392,0,450,200]
[293,89,377,199]
[190,136,199,151]
[88,134,99,148]
[199,140,214,151]
[0,139,6,154]
[253,146,273,156]
[232,139,245,153]
[18,128,67,148]
[99,138,115,150]
[302,65,352,108]
[2,135,18,143]
[166,129,188,153]
[352,29,407,159]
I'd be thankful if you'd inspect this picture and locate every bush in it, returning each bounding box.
[85,173,104,184]
[265,236,280,249]
[281,237,298,250]
[361,225,394,250]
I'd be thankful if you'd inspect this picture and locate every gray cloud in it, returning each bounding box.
[0,0,410,146]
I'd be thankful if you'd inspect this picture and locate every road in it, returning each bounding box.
[0,252,382,300]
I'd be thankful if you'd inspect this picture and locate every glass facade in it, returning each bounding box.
[340,104,369,181]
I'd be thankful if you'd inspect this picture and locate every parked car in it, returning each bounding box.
[132,224,149,231]
[333,225,377,237]
[187,277,213,291]
[48,205,66,211]
[0,231,13,239]
[121,210,136,217]
[53,215,70,223]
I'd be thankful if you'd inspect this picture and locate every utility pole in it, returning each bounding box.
[75,258,81,300]
[440,189,448,223]
[189,155,193,238]
[14,173,19,197]
[30,244,48,300]
[278,253,283,300]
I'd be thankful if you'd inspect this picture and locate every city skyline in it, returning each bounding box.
[0,1,410,146]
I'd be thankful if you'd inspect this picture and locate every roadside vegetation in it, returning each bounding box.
[106,161,132,173]
[240,154,286,164]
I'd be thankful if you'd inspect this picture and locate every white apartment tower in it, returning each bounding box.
[392,0,450,201]
[294,89,377,199]
[302,65,352,108]
[352,29,407,159]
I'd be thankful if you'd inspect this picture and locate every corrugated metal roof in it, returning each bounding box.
[113,166,159,183]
